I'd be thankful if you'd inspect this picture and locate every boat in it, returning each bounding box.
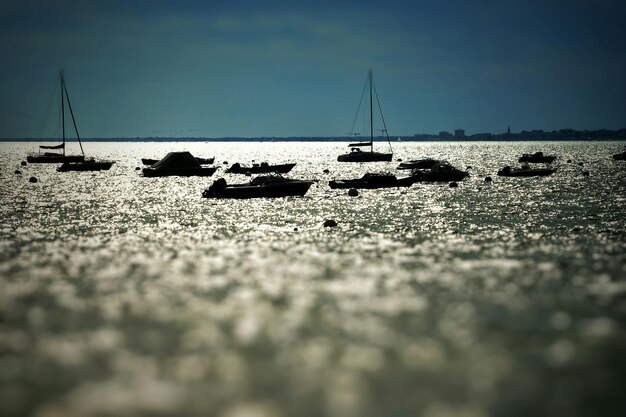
[57,158,114,172]
[397,158,440,170]
[337,71,393,162]
[142,156,214,166]
[202,174,314,199]
[27,72,86,163]
[613,150,626,160]
[518,152,556,163]
[329,172,417,189]
[142,151,218,177]
[497,166,556,177]
[225,162,296,174]
[410,161,469,182]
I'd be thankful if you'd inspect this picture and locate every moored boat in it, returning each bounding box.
[202,174,313,199]
[329,172,417,189]
[142,152,218,177]
[518,152,556,163]
[27,72,85,164]
[57,159,114,172]
[337,71,393,162]
[410,161,469,182]
[225,162,296,174]
[613,150,626,160]
[142,156,214,166]
[497,166,556,177]
[397,158,440,170]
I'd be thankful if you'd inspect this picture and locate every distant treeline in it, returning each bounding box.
[2,128,626,142]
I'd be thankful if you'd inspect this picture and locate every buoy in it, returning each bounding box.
[323,219,337,228]
[135,167,140,170]
[567,159,572,163]
[15,170,21,175]
[582,171,590,176]
[293,227,298,231]
[20,161,27,166]
[323,169,330,174]
[484,176,492,182]
[397,158,402,162]
[348,188,359,197]
[223,161,228,164]
[466,166,472,170]
[29,176,38,183]
[449,181,458,188]
[578,162,584,166]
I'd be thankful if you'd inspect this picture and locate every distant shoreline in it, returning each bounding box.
[1,137,625,142]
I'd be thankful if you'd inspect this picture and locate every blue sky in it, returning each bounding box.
[1,0,625,138]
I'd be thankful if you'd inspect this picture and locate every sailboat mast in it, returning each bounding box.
[61,72,66,156]
[369,70,373,152]
[62,73,85,157]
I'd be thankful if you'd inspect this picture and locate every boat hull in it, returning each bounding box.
[27,154,85,163]
[518,154,556,163]
[337,152,393,162]
[226,163,296,174]
[497,168,556,177]
[142,157,214,166]
[329,176,417,189]
[57,161,114,172]
[203,180,313,199]
[143,167,218,177]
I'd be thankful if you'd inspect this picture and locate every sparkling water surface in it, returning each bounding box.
[1,141,625,417]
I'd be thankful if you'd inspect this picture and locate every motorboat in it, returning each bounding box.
[225,162,296,174]
[329,172,417,189]
[202,174,313,198]
[497,166,556,177]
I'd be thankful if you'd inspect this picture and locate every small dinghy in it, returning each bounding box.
[142,151,217,177]
[518,152,556,163]
[329,172,417,189]
[497,166,556,177]
[225,162,296,174]
[57,159,114,172]
[202,174,313,199]
[142,156,214,166]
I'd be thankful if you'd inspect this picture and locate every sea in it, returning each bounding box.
[1,141,625,417]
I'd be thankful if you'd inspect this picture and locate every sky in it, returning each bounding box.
[1,0,625,138]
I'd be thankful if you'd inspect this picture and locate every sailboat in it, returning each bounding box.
[27,72,86,164]
[337,70,393,162]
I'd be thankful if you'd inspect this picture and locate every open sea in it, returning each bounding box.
[1,141,625,417]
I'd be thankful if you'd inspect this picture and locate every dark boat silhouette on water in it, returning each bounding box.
[410,161,469,182]
[518,152,557,164]
[329,172,418,189]
[397,158,440,170]
[498,165,556,177]
[203,174,313,198]
[28,72,114,171]
[27,72,85,164]
[142,156,214,166]
[226,162,296,174]
[613,150,626,160]
[142,152,218,177]
[58,159,114,172]
[337,71,393,162]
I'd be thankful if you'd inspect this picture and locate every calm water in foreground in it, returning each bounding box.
[1,141,625,417]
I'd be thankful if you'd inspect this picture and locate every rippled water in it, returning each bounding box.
[1,141,625,417]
